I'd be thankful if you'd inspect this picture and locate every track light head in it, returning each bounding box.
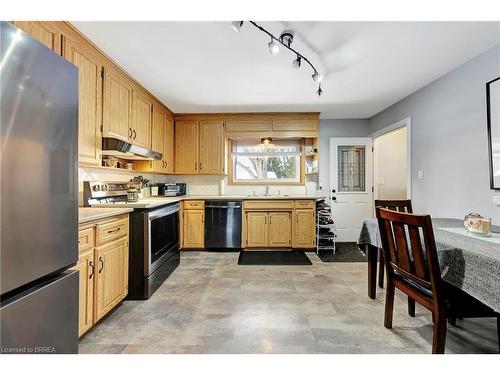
[268,38,280,55]
[231,21,244,32]
[312,71,323,82]
[292,55,302,70]
[316,84,323,97]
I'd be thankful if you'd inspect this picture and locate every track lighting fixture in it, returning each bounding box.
[233,21,324,96]
[231,21,244,33]
[312,71,323,82]
[267,37,280,55]
[316,84,323,97]
[292,55,301,69]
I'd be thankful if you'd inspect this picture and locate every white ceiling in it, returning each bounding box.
[72,21,500,119]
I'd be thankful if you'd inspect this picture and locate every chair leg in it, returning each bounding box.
[408,297,415,317]
[497,316,500,354]
[432,317,447,354]
[378,250,384,288]
[384,279,395,329]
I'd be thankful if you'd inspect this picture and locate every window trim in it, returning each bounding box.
[227,139,305,185]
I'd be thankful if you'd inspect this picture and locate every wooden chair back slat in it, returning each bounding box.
[408,225,428,280]
[392,222,412,272]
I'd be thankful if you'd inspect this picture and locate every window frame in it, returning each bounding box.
[227,139,305,185]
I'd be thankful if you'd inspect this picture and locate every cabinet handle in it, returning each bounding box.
[199,162,202,171]
[98,256,104,273]
[89,261,95,279]
[107,227,121,234]
[194,162,197,170]
[128,128,132,138]
[133,129,137,139]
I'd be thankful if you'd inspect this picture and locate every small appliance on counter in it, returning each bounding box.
[464,213,491,236]
[161,183,187,197]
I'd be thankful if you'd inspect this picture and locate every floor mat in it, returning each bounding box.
[238,250,312,265]
[316,242,367,262]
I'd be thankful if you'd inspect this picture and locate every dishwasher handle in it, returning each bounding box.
[205,205,241,209]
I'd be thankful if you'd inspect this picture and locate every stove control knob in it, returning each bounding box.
[101,184,108,191]
[93,185,100,192]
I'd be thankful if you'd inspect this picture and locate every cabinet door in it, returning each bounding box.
[132,90,152,149]
[164,116,175,174]
[199,120,224,174]
[268,212,292,247]
[63,36,102,166]
[12,21,62,54]
[246,212,268,247]
[151,105,165,172]
[103,68,132,142]
[175,121,199,174]
[294,210,315,248]
[94,238,128,322]
[70,249,94,337]
[183,210,204,248]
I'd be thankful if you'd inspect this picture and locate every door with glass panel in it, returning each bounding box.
[330,138,373,242]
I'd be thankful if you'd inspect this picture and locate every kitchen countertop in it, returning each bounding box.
[79,207,134,223]
[90,195,325,209]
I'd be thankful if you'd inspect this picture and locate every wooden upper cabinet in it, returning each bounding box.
[164,116,175,174]
[199,120,224,174]
[62,36,102,166]
[294,209,315,248]
[272,119,317,132]
[225,117,271,133]
[12,21,62,54]
[132,90,152,149]
[268,212,292,247]
[94,238,128,322]
[151,104,165,155]
[246,212,269,248]
[103,68,132,142]
[175,121,199,174]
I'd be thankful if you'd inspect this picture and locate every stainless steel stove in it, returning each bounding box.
[83,181,180,299]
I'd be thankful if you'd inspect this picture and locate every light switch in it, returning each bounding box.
[417,170,424,180]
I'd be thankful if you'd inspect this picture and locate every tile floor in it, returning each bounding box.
[79,251,499,354]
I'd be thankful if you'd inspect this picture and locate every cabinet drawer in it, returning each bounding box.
[294,200,315,209]
[96,217,128,246]
[244,200,294,210]
[78,227,94,253]
[184,200,205,210]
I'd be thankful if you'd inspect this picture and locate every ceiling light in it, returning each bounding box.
[312,71,323,82]
[316,84,323,97]
[268,38,279,55]
[261,137,273,146]
[231,21,244,32]
[292,55,301,69]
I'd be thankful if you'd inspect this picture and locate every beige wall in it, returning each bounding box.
[373,127,408,200]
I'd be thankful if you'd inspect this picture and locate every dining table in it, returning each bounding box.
[357,218,500,313]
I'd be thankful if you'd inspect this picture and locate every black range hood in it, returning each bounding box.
[102,137,162,160]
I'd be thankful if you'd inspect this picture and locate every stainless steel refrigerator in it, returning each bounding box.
[0,21,79,354]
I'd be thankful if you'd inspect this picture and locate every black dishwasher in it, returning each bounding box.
[205,201,242,250]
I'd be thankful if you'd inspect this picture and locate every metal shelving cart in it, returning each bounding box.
[316,208,336,255]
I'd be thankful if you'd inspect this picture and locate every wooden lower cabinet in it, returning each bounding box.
[76,214,129,337]
[183,209,204,248]
[246,212,269,247]
[293,209,316,248]
[268,212,292,247]
[71,249,94,337]
[95,238,128,321]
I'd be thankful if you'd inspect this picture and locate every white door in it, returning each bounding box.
[330,138,373,242]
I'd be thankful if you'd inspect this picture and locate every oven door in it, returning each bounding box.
[145,203,180,276]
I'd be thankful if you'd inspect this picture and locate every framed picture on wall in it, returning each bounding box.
[487,76,500,190]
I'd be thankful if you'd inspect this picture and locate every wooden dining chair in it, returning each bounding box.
[376,207,500,354]
[374,200,415,315]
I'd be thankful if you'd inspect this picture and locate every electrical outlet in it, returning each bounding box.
[417,170,424,180]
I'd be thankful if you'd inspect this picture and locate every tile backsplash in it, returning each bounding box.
[79,167,314,205]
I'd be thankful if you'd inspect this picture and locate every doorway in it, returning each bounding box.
[372,117,411,200]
